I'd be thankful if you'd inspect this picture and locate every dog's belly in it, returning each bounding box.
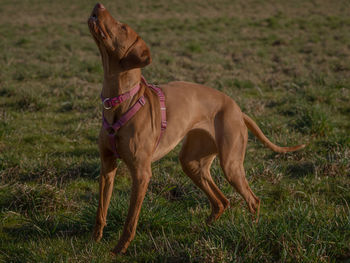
[151,119,214,162]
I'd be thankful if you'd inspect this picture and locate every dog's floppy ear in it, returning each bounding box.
[120,37,151,70]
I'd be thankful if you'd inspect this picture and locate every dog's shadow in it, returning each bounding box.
[286,161,315,178]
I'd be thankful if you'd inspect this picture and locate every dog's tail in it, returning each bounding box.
[243,113,305,153]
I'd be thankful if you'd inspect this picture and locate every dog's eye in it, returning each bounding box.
[121,25,127,32]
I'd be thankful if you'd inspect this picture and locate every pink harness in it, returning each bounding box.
[100,76,166,158]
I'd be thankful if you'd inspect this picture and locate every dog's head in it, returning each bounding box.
[87,3,151,71]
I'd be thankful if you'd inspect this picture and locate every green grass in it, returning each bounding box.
[1,0,349,262]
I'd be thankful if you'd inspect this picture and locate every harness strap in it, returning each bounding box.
[141,76,167,146]
[101,83,140,110]
[101,76,166,159]
[102,96,146,158]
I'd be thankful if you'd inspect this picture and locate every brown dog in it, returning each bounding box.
[87,3,305,254]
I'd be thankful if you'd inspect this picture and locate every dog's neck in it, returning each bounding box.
[99,48,141,98]
[102,69,141,98]
[100,52,142,122]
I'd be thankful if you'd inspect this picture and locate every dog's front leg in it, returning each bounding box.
[93,153,117,242]
[111,164,152,254]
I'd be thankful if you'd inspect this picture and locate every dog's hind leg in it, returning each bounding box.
[179,130,229,224]
[215,112,260,221]
[93,152,118,242]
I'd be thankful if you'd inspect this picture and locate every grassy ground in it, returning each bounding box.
[1,0,349,262]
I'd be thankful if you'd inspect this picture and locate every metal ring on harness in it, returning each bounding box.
[103,98,112,110]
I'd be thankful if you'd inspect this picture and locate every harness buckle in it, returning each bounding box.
[161,120,167,129]
[103,98,112,110]
[138,96,146,106]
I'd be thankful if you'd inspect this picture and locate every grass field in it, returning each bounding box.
[1,0,349,262]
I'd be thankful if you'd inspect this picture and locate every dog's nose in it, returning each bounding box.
[95,3,105,10]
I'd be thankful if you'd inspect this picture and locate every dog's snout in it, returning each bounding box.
[95,3,105,10]
[90,3,105,22]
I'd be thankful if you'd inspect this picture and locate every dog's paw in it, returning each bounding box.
[247,198,260,223]
[206,211,221,225]
[92,226,104,242]
[206,203,229,224]
[111,245,127,255]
